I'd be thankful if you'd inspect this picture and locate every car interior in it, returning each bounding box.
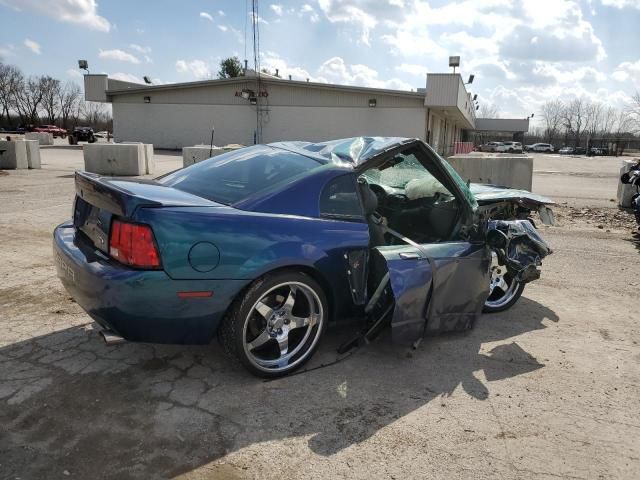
[357,147,462,246]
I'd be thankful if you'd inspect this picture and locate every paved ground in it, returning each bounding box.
[1,149,639,479]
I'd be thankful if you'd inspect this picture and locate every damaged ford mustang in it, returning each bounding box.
[54,137,553,377]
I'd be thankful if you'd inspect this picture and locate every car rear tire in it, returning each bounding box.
[219,271,328,378]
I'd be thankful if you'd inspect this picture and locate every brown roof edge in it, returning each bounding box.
[105,76,425,99]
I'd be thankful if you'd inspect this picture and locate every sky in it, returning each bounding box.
[0,0,639,125]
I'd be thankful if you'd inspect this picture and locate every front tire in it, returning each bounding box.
[483,251,525,313]
[219,271,328,378]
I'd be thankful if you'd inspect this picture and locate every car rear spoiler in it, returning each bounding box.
[75,171,220,218]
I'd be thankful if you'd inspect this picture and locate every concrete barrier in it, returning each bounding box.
[25,132,54,146]
[22,139,41,169]
[120,142,155,174]
[182,144,245,168]
[0,140,28,169]
[617,158,640,208]
[83,143,146,176]
[447,153,533,191]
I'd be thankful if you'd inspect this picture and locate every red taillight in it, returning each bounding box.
[109,219,161,269]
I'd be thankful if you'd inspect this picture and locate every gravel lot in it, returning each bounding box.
[1,149,639,479]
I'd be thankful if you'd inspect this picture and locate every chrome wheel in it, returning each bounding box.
[485,251,522,311]
[242,281,324,373]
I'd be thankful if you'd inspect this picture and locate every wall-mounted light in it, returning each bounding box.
[465,74,474,85]
[143,76,152,85]
[473,94,478,101]
[369,98,377,107]
[475,105,479,110]
[249,96,257,105]
[78,59,89,74]
[144,96,151,103]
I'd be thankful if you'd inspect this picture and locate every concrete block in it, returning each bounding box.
[25,132,54,146]
[617,159,640,208]
[182,145,227,168]
[0,140,28,169]
[447,154,533,191]
[22,139,41,168]
[83,143,146,176]
[120,142,155,174]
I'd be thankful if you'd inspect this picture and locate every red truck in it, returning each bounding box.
[33,125,67,138]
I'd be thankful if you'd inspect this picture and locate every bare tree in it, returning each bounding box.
[58,82,81,129]
[40,76,61,124]
[0,62,23,125]
[14,75,47,124]
[541,100,564,143]
[80,100,108,126]
[628,91,640,133]
[478,102,500,118]
[562,98,587,147]
[584,101,603,139]
[599,106,617,138]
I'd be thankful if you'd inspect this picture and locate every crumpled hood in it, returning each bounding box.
[470,183,555,206]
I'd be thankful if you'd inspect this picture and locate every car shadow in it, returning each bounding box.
[0,296,558,479]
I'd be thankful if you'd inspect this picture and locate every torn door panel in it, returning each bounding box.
[375,242,490,345]
[373,245,433,345]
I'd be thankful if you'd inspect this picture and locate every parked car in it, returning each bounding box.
[526,143,554,153]
[575,147,586,155]
[93,130,111,139]
[480,141,507,152]
[33,124,67,138]
[502,141,523,153]
[558,146,575,155]
[590,147,608,156]
[71,126,96,143]
[53,137,553,377]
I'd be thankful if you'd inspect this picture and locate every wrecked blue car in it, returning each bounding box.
[53,137,553,377]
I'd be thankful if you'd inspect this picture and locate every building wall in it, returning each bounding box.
[112,102,427,149]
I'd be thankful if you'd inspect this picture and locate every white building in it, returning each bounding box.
[85,71,525,155]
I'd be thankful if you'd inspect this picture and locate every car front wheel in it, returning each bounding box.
[219,271,328,377]
[483,251,525,313]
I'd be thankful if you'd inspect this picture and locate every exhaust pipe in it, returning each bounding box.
[100,329,126,346]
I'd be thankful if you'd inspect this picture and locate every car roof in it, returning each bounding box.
[269,136,418,168]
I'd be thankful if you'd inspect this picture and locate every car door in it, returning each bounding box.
[359,142,491,345]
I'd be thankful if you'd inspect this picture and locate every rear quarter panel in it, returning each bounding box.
[136,206,370,319]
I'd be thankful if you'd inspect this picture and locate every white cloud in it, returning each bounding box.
[99,49,140,64]
[318,56,412,90]
[0,44,16,57]
[395,63,427,77]
[611,59,640,87]
[110,72,143,83]
[300,4,320,23]
[317,0,376,44]
[200,12,213,21]
[218,10,225,16]
[0,0,110,31]
[217,25,228,32]
[129,44,151,54]
[176,59,211,79]
[24,38,41,54]
[600,0,640,8]
[270,4,283,16]
[66,68,82,78]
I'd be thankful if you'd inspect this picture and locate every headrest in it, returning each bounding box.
[358,180,378,215]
